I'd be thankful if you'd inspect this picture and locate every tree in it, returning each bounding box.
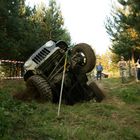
[0,0,71,61]
[105,0,140,61]
[0,0,20,59]
[43,0,71,43]
[0,0,37,60]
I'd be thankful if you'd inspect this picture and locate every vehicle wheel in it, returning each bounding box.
[72,43,96,73]
[88,81,105,102]
[26,75,52,101]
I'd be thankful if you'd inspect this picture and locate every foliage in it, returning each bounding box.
[0,0,71,61]
[0,79,140,139]
[105,0,140,61]
[96,51,118,73]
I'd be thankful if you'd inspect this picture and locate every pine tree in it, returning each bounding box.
[105,0,140,61]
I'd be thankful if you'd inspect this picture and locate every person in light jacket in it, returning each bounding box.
[118,56,127,83]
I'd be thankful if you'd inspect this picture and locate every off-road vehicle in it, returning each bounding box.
[23,40,105,105]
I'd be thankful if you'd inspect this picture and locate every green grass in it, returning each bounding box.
[103,78,140,104]
[0,78,140,140]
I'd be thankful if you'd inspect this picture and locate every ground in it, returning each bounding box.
[0,78,140,140]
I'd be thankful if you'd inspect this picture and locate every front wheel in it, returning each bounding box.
[26,75,52,101]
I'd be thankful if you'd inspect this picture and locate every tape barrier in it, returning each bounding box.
[2,77,23,80]
[0,59,24,80]
[0,59,24,64]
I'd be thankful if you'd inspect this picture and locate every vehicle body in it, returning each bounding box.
[102,72,109,78]
[23,40,105,105]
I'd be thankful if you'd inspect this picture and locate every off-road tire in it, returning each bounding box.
[26,75,52,101]
[72,43,96,73]
[88,81,105,102]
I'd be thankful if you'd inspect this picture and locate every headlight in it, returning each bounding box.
[24,60,33,68]
[45,40,54,47]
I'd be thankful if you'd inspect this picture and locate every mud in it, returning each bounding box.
[13,87,41,102]
[13,81,106,104]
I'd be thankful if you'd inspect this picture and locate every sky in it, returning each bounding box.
[25,0,113,54]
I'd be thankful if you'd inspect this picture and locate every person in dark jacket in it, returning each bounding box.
[96,62,103,80]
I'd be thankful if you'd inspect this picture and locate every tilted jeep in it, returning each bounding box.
[23,40,105,105]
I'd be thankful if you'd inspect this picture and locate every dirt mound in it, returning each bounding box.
[13,80,106,105]
[13,87,41,102]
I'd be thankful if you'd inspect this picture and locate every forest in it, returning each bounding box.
[0,0,71,61]
[0,0,140,63]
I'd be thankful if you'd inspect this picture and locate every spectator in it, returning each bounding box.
[96,62,103,80]
[136,56,140,82]
[118,56,127,83]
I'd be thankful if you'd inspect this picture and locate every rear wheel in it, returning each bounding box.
[72,43,96,73]
[26,75,52,101]
[88,81,105,102]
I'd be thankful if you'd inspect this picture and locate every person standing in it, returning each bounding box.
[118,56,127,83]
[136,56,140,82]
[96,62,103,80]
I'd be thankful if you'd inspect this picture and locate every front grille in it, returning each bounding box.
[32,48,50,64]
[38,50,64,75]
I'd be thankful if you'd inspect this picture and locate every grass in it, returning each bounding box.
[0,78,140,140]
